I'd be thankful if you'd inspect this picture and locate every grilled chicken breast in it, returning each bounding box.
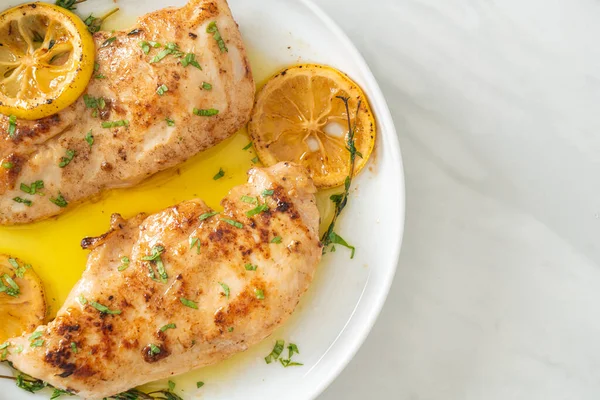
[0,0,254,225]
[6,162,321,399]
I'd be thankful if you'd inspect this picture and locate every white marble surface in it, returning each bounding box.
[316,0,600,399]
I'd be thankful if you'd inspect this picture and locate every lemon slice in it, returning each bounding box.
[0,2,95,120]
[249,64,376,188]
[0,255,46,343]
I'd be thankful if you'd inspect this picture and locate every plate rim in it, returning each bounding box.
[296,0,406,399]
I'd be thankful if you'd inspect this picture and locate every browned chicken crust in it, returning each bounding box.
[0,0,254,225]
[6,163,322,399]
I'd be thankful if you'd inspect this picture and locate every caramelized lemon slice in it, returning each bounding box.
[0,2,95,120]
[249,64,376,188]
[0,255,46,343]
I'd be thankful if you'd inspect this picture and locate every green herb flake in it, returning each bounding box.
[264,340,284,364]
[29,331,42,341]
[12,197,32,207]
[150,42,183,63]
[20,180,44,195]
[201,82,212,90]
[50,388,72,399]
[213,168,225,180]
[118,256,130,272]
[220,218,243,228]
[193,108,219,117]
[242,142,253,151]
[143,245,168,283]
[181,53,202,69]
[251,156,259,164]
[85,130,94,147]
[55,0,79,11]
[1,162,13,169]
[189,237,201,254]
[168,381,175,391]
[244,263,257,271]
[227,327,234,332]
[262,189,274,196]
[165,117,175,126]
[1,274,20,297]
[199,211,219,221]
[255,288,265,300]
[101,120,129,129]
[196,381,205,388]
[7,114,17,137]
[241,195,257,204]
[101,36,116,48]
[280,359,304,368]
[78,295,87,305]
[156,84,169,96]
[71,342,78,353]
[218,282,230,299]
[246,204,269,217]
[30,339,44,347]
[180,297,198,309]
[95,73,106,79]
[89,300,121,315]
[15,373,46,392]
[271,236,282,244]
[50,193,68,208]
[149,344,161,355]
[160,323,176,332]
[206,21,228,52]
[328,231,355,259]
[59,149,76,168]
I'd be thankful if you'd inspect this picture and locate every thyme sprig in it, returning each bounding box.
[320,96,361,257]
[84,8,120,34]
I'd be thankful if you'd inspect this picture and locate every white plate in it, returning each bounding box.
[0,0,405,398]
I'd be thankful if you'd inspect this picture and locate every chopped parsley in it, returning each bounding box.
[7,114,16,137]
[150,42,184,63]
[139,40,161,55]
[50,388,71,399]
[55,0,78,10]
[196,381,205,388]
[156,84,168,96]
[218,282,230,299]
[262,189,274,196]
[271,236,282,244]
[89,300,121,315]
[160,323,176,332]
[1,274,20,297]
[30,339,44,347]
[118,256,130,272]
[245,263,257,271]
[165,117,175,126]
[241,195,257,204]
[1,162,13,169]
[189,237,201,254]
[50,193,68,208]
[71,342,78,353]
[13,197,32,207]
[251,156,259,164]
[142,245,168,283]
[264,340,284,364]
[201,82,212,90]
[193,108,219,117]
[199,211,219,221]
[221,218,243,228]
[29,331,42,341]
[101,36,116,48]
[95,73,106,79]
[327,231,355,259]
[180,297,198,309]
[58,149,76,168]
[149,344,161,355]
[227,327,234,332]
[255,288,265,300]
[246,204,269,217]
[206,21,228,52]
[242,142,253,151]
[168,381,175,391]
[181,53,202,69]
[101,120,129,128]
[85,130,94,147]
[83,94,106,117]
[213,168,225,180]
[9,258,29,278]
[20,180,44,195]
